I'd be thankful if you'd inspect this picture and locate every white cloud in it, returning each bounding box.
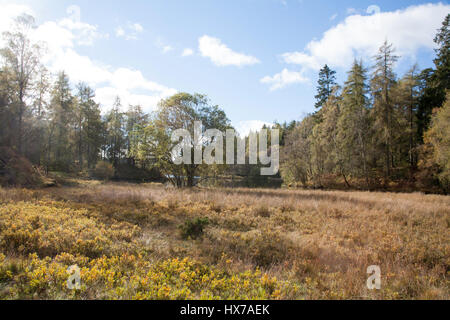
[234,120,273,137]
[0,4,175,113]
[198,35,260,67]
[115,26,125,38]
[281,52,322,70]
[347,8,358,15]
[57,18,105,46]
[182,48,194,57]
[366,5,381,15]
[44,48,112,86]
[162,45,173,53]
[131,23,144,33]
[0,4,34,39]
[260,68,309,91]
[155,37,174,54]
[282,3,450,71]
[330,13,338,21]
[115,22,144,40]
[94,86,174,113]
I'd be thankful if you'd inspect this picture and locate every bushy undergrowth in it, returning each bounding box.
[179,218,209,240]
[0,183,448,300]
[0,147,51,188]
[91,161,115,181]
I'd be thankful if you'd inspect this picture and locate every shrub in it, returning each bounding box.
[247,229,294,268]
[91,161,115,180]
[0,147,44,187]
[179,218,209,240]
[254,205,271,217]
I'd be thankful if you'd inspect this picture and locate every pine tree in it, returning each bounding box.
[76,83,104,169]
[338,60,372,187]
[394,66,420,173]
[434,14,450,92]
[48,72,74,170]
[417,15,450,142]
[314,65,337,109]
[371,41,399,182]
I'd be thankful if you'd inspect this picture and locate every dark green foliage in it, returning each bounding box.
[315,65,337,109]
[282,15,450,192]
[179,218,210,240]
[91,161,115,181]
[417,14,450,142]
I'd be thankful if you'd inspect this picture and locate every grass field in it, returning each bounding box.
[0,182,448,300]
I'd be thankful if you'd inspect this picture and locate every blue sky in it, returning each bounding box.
[0,0,449,135]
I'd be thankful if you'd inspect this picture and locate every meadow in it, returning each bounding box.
[0,181,448,300]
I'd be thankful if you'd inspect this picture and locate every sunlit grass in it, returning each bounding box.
[0,183,448,300]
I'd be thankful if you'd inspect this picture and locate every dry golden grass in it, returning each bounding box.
[0,182,449,300]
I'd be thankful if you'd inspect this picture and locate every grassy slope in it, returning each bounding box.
[0,182,448,300]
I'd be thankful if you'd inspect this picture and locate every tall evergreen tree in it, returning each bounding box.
[338,60,372,187]
[433,14,450,92]
[314,65,337,109]
[371,41,399,182]
[394,65,420,173]
[417,14,450,142]
[48,72,74,170]
[76,83,104,169]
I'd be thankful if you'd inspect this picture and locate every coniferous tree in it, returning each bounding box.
[76,83,104,169]
[338,60,372,187]
[434,14,450,94]
[417,15,450,142]
[48,72,74,170]
[371,41,399,182]
[394,66,420,173]
[314,65,337,109]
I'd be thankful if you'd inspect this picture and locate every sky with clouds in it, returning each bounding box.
[0,0,448,136]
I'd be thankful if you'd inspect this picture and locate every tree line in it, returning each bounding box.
[281,14,449,192]
[0,15,151,178]
[0,13,449,192]
[0,14,235,186]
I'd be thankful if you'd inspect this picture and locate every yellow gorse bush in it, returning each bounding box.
[0,191,296,300]
[1,253,290,300]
